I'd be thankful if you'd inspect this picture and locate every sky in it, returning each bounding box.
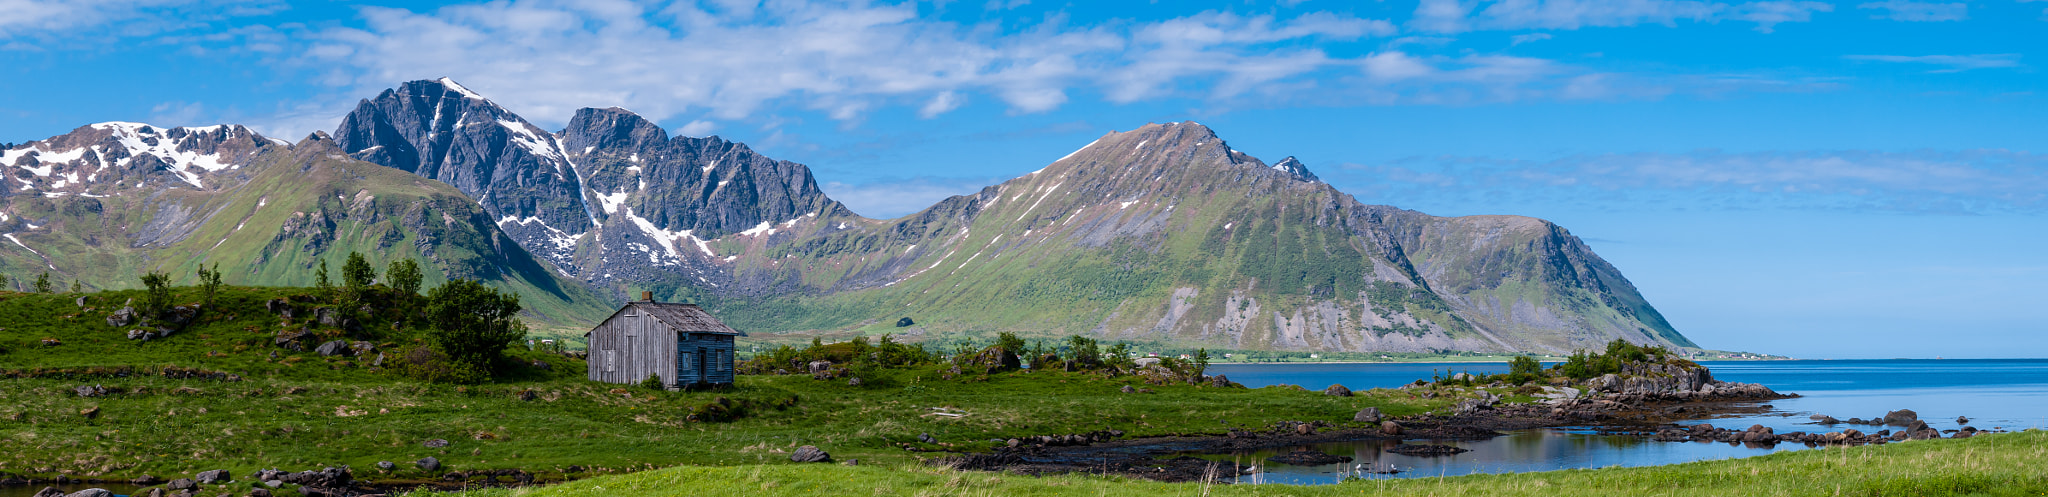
[0,0,2042,359]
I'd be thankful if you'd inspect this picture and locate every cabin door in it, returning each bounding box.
[697,346,708,382]
[622,313,640,382]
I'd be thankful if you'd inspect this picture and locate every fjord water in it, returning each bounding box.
[1204,359,2048,484]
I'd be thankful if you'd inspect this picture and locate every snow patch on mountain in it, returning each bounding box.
[438,77,486,100]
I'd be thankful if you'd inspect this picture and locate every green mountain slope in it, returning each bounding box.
[661,123,1690,354]
[0,125,613,333]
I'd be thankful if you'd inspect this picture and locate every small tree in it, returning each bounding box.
[342,252,376,290]
[385,258,424,296]
[314,259,334,302]
[195,263,223,307]
[32,272,49,293]
[69,280,80,293]
[424,279,527,383]
[140,271,173,317]
[1066,335,1100,368]
[1193,348,1211,377]
[995,332,1026,355]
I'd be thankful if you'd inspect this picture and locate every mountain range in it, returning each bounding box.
[0,79,1694,353]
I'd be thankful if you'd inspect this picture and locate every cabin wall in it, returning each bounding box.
[586,311,680,386]
[675,334,737,385]
[588,309,737,387]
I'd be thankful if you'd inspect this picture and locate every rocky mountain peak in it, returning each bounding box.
[0,121,276,191]
[1271,156,1320,183]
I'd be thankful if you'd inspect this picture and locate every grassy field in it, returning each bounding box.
[0,286,1441,482]
[430,429,2048,497]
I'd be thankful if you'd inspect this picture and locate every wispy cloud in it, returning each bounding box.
[1409,0,1832,34]
[1844,54,2022,73]
[1855,0,1968,21]
[1509,33,1553,45]
[0,0,282,46]
[289,2,1406,129]
[1330,149,2048,214]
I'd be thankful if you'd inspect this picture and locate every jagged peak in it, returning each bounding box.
[434,77,487,100]
[1271,156,1321,183]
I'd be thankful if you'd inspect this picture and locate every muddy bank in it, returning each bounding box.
[928,393,1796,483]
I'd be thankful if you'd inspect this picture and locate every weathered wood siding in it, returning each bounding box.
[586,304,739,388]
[675,334,737,385]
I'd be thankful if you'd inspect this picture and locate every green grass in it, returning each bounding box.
[432,430,2048,497]
[0,286,1441,481]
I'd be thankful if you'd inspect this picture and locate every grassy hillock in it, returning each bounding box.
[431,429,2048,497]
[0,286,1436,484]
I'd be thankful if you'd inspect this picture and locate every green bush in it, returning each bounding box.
[640,374,665,391]
[386,258,424,297]
[423,279,528,383]
[139,271,173,318]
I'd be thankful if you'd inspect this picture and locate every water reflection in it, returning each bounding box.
[1203,428,1812,485]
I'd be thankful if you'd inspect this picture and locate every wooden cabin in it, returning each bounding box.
[584,293,745,389]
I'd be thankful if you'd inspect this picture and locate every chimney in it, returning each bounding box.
[642,291,654,302]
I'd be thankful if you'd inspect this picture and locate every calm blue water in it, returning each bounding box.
[1202,359,2048,484]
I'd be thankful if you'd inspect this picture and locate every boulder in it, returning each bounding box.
[847,377,863,387]
[315,307,340,327]
[808,360,833,376]
[132,475,163,485]
[1323,384,1353,397]
[75,296,88,307]
[62,489,112,497]
[1380,421,1402,435]
[74,384,108,397]
[895,317,914,327]
[1956,416,1970,425]
[376,461,395,471]
[1119,385,1135,394]
[1209,375,1234,388]
[917,433,937,444]
[417,457,441,471]
[106,307,137,327]
[1882,409,1919,425]
[1809,414,1840,424]
[424,438,449,448]
[247,489,272,497]
[790,445,831,463]
[195,469,230,484]
[31,488,63,497]
[1134,357,1161,368]
[265,299,291,316]
[167,478,196,490]
[1354,407,1382,423]
[314,340,350,357]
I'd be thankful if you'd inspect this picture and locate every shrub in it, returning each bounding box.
[995,332,1026,355]
[195,263,223,307]
[1066,336,1100,368]
[424,279,528,383]
[386,259,424,297]
[139,271,173,318]
[32,272,49,293]
[314,259,334,303]
[640,374,665,391]
[1193,348,1211,377]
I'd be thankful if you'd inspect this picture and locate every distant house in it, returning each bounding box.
[584,293,746,389]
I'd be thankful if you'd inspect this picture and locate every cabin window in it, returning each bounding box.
[681,353,694,372]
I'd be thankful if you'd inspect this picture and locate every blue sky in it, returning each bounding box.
[1,0,2043,358]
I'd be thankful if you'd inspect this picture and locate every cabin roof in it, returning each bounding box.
[585,302,746,337]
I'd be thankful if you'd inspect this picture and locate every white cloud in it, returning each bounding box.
[1510,33,1553,45]
[676,120,716,136]
[1856,0,1968,21]
[297,2,1400,129]
[1411,0,1831,33]
[0,0,281,42]
[1844,54,2022,73]
[1725,1,1834,32]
